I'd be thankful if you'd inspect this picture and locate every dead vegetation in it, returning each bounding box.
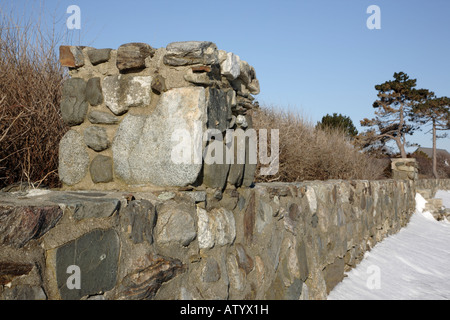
[252,106,387,182]
[0,7,68,189]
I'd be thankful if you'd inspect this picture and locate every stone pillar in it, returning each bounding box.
[58,41,260,191]
[391,158,418,181]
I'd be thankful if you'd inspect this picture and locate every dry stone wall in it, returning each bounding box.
[58,41,260,191]
[0,179,427,300]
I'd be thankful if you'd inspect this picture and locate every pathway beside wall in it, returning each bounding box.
[328,190,450,300]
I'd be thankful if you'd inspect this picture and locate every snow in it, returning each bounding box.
[436,190,450,209]
[328,190,450,300]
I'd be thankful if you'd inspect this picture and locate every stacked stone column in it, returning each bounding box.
[391,158,419,181]
[58,41,260,192]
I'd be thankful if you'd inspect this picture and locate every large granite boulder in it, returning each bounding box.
[59,130,90,186]
[112,87,206,187]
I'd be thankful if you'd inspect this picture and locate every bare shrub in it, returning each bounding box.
[0,7,68,189]
[437,153,450,178]
[252,106,386,182]
[414,151,450,179]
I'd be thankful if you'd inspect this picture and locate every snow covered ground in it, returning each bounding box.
[328,190,450,300]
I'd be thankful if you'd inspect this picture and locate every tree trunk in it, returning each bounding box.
[432,119,439,179]
[395,137,407,159]
[398,105,407,158]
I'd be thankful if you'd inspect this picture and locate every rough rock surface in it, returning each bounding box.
[60,78,88,126]
[103,75,153,115]
[163,41,218,66]
[112,87,206,186]
[116,43,155,72]
[84,126,110,152]
[0,205,62,248]
[89,155,114,183]
[55,229,120,300]
[88,110,119,125]
[59,130,90,186]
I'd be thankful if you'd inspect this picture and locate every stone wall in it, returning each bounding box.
[0,179,420,300]
[416,179,450,197]
[58,41,260,191]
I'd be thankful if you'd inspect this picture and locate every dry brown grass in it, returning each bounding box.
[252,106,387,182]
[0,7,68,189]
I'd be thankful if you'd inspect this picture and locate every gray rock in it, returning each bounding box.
[87,48,112,65]
[235,243,254,274]
[59,130,90,186]
[242,146,257,187]
[89,155,113,184]
[103,74,153,115]
[285,278,304,300]
[238,60,254,85]
[236,115,248,129]
[201,258,221,283]
[203,140,230,189]
[56,229,120,300]
[196,207,236,249]
[84,126,109,152]
[102,75,122,115]
[60,78,88,126]
[155,200,197,247]
[120,75,153,108]
[151,74,167,94]
[256,199,273,233]
[206,87,231,132]
[248,78,260,95]
[163,41,218,66]
[111,114,146,182]
[157,192,176,201]
[120,200,156,244]
[2,285,47,300]
[181,191,206,203]
[218,50,228,64]
[297,241,309,282]
[71,197,120,220]
[184,72,213,86]
[226,130,245,186]
[219,189,239,211]
[202,88,232,188]
[323,257,345,294]
[116,42,155,72]
[88,110,119,125]
[221,52,240,80]
[86,77,103,106]
[112,87,206,187]
[239,115,257,187]
[227,164,245,187]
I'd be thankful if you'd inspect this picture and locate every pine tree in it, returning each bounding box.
[316,113,358,137]
[360,72,426,158]
[412,95,450,178]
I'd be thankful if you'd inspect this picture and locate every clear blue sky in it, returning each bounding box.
[5,0,450,152]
